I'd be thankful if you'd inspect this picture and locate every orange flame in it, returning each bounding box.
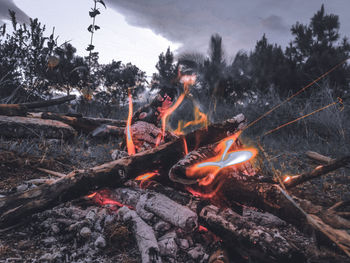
[126,91,136,155]
[156,75,196,146]
[183,105,208,129]
[185,180,224,199]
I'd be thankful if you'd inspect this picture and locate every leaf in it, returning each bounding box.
[97,0,106,9]
[89,9,100,18]
[94,25,100,31]
[86,44,95,51]
[87,25,93,33]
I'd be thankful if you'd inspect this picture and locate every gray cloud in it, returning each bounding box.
[106,0,350,59]
[260,15,288,32]
[0,0,29,23]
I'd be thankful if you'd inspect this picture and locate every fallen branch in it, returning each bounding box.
[28,112,126,133]
[0,115,77,139]
[284,155,350,188]
[37,168,66,178]
[0,95,76,116]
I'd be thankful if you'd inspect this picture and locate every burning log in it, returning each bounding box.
[0,115,246,229]
[199,205,311,263]
[0,95,76,116]
[117,206,161,263]
[0,115,77,139]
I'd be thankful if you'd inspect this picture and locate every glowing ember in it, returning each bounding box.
[135,172,159,181]
[182,137,188,155]
[126,91,136,155]
[283,176,291,183]
[87,192,97,198]
[86,190,133,209]
[198,225,208,232]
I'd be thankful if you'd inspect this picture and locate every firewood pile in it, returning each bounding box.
[0,96,350,263]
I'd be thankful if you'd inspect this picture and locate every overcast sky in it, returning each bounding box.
[0,0,349,76]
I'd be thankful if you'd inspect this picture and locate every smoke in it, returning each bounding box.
[106,0,350,59]
[0,0,29,23]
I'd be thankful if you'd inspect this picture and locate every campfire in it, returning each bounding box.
[0,77,349,263]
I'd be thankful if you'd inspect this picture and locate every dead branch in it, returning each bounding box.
[28,112,125,134]
[0,115,77,139]
[0,95,76,116]
[284,155,350,188]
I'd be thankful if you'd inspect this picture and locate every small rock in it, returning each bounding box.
[42,237,57,247]
[51,224,60,234]
[176,238,189,250]
[39,253,54,261]
[94,236,106,248]
[16,184,28,192]
[80,227,92,238]
[111,149,128,160]
[188,244,205,260]
[86,209,97,222]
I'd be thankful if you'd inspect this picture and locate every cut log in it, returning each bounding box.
[111,188,198,232]
[117,206,161,263]
[0,95,76,116]
[0,115,77,139]
[199,205,313,263]
[28,112,126,133]
[0,115,246,228]
[139,192,198,232]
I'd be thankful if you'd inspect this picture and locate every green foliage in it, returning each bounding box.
[151,47,179,90]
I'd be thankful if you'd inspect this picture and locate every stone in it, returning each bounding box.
[86,209,97,222]
[39,253,54,261]
[94,236,106,248]
[176,238,189,250]
[51,224,60,234]
[188,244,205,260]
[16,184,28,192]
[80,227,92,238]
[42,237,57,247]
